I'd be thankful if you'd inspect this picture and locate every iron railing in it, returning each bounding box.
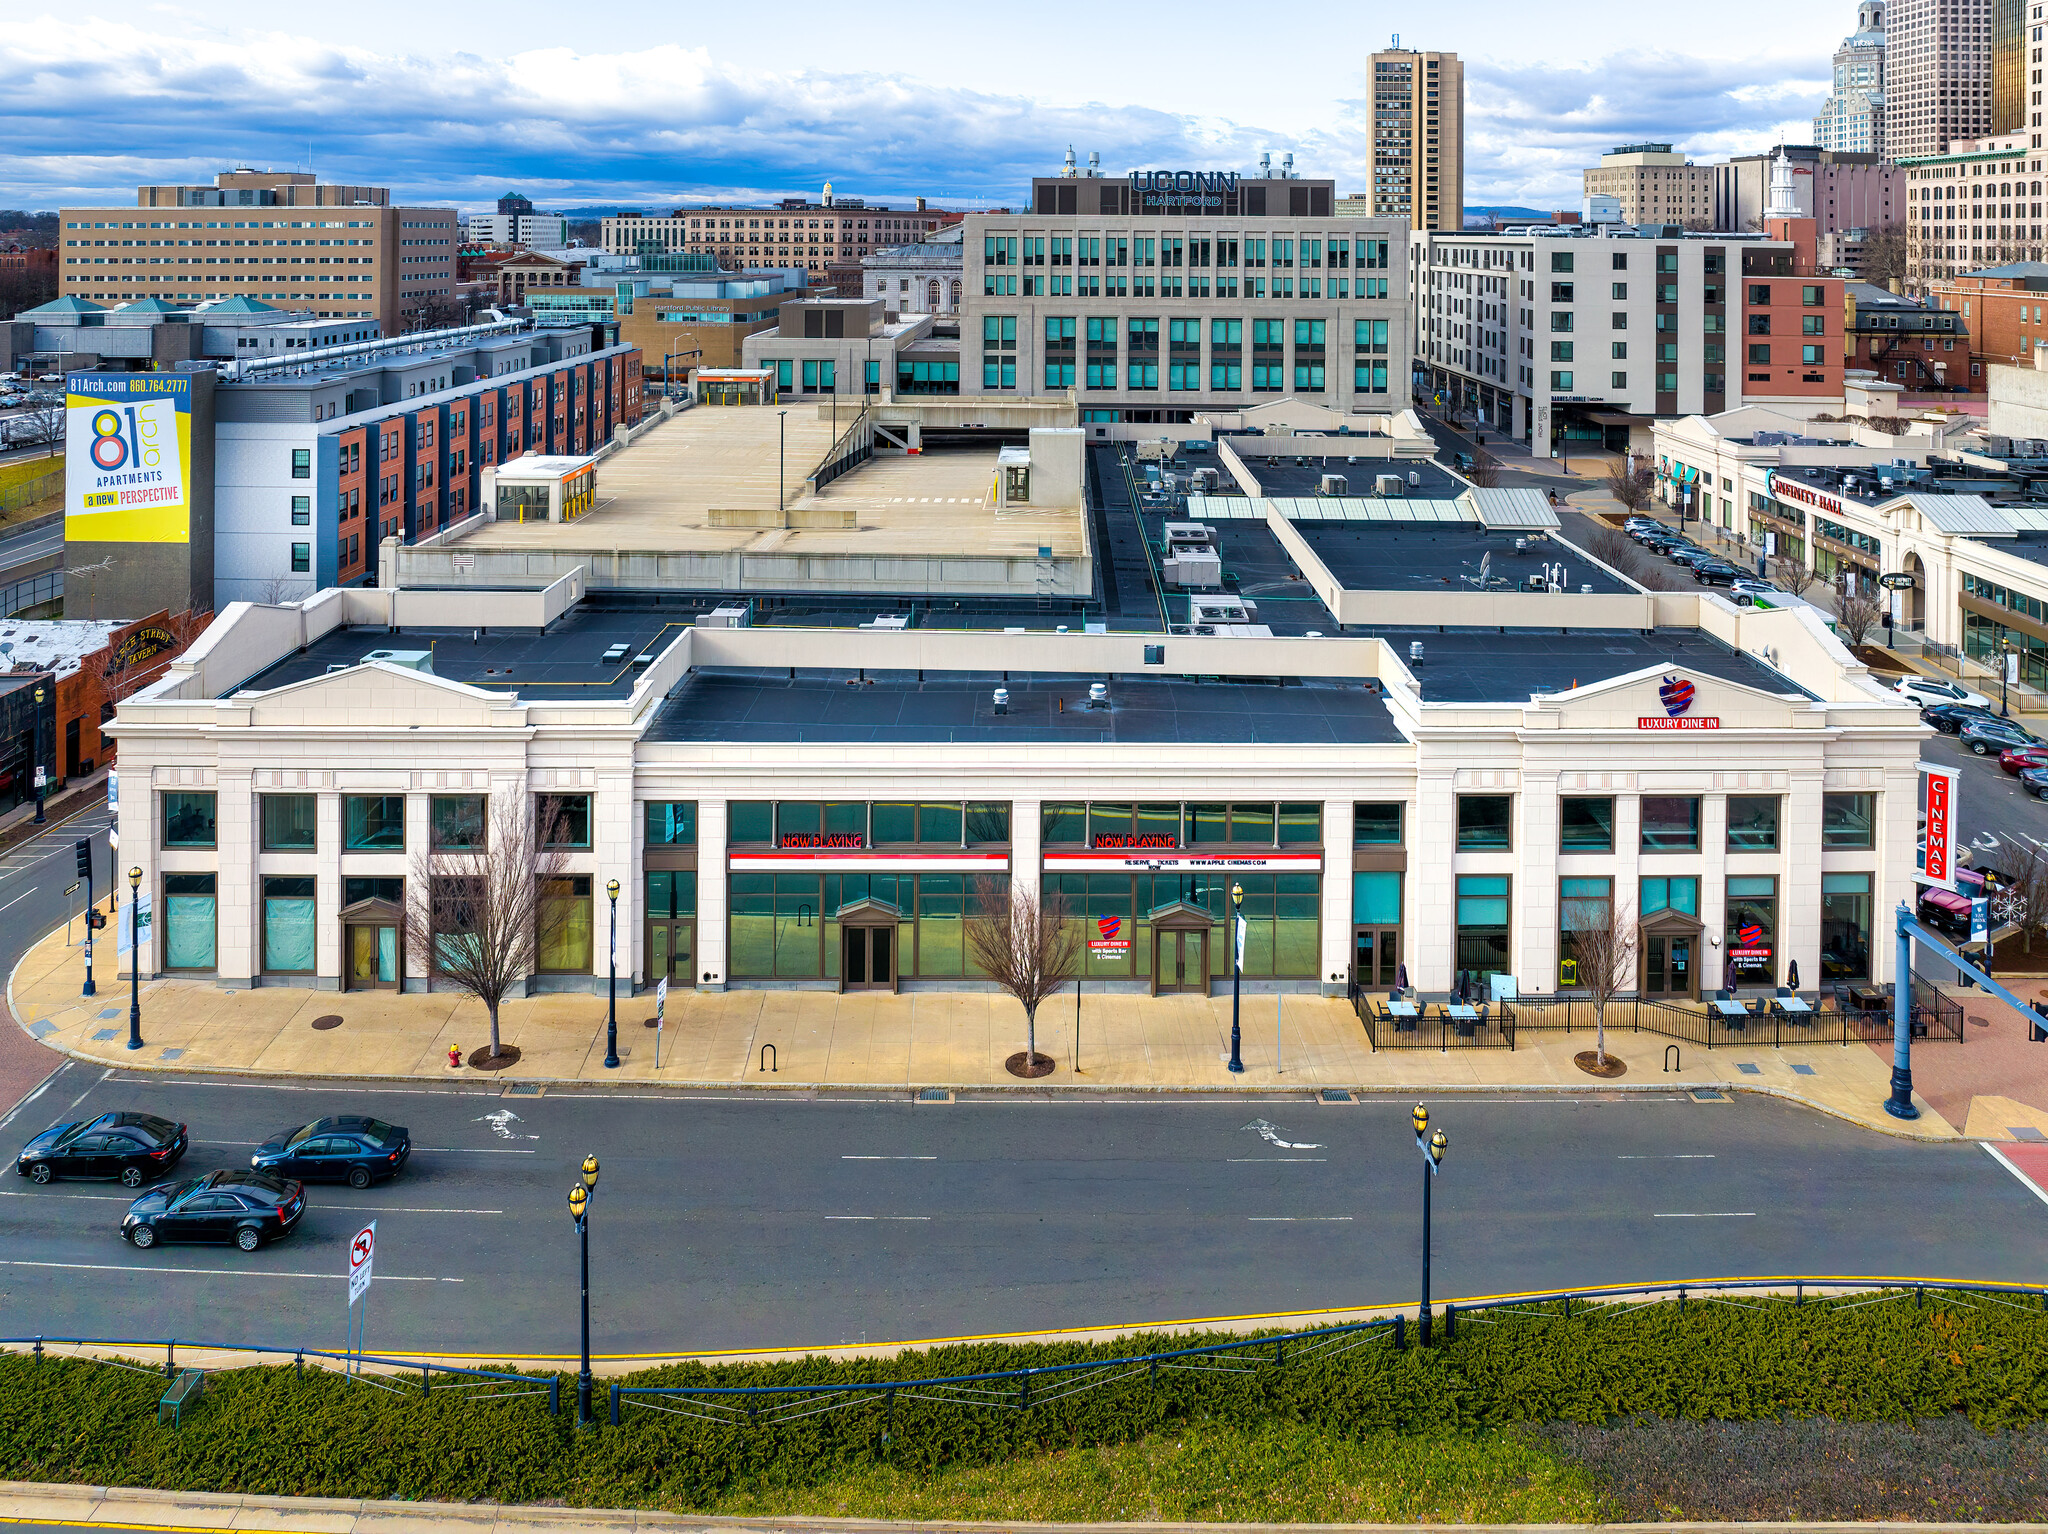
[1354,982,1966,1051]
[610,1315,1406,1427]
[1442,1275,2048,1338]
[0,1334,558,1410]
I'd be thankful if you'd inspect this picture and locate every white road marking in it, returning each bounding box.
[824,1215,931,1220]
[473,1109,537,1140]
[63,1069,110,1112]
[1617,1154,1717,1159]
[307,1203,502,1215]
[1982,1141,2048,1208]
[0,1188,131,1200]
[1248,1216,1353,1221]
[1241,1118,1322,1150]
[0,1259,461,1281]
[1227,1158,1327,1162]
[0,887,41,914]
[842,1156,937,1160]
[1653,1211,1756,1218]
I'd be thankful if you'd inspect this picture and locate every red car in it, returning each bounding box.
[1999,745,2048,775]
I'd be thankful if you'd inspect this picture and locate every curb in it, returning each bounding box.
[2,1482,2045,1534]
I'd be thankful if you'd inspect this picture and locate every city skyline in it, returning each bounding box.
[0,7,1847,214]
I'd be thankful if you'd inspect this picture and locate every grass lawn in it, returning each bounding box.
[705,1422,1610,1524]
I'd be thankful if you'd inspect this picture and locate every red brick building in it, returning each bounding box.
[1844,281,1969,390]
[1929,261,2048,387]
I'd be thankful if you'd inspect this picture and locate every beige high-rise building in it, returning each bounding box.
[1363,47,1464,231]
[58,169,458,333]
[1581,144,1717,227]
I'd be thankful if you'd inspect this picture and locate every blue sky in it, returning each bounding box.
[1,1,1853,213]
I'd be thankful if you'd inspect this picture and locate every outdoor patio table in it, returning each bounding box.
[1776,996,1813,1017]
[1712,999,1748,1030]
[1446,1003,1480,1037]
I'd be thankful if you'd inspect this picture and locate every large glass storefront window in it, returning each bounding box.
[644,870,698,918]
[731,802,1011,849]
[1724,875,1777,988]
[1046,870,1320,979]
[1041,802,1316,848]
[1640,876,1699,917]
[163,873,217,971]
[261,875,316,972]
[729,873,1013,979]
[646,801,697,845]
[1557,876,1613,987]
[1821,872,1872,982]
[1352,871,1402,925]
[1454,874,1510,988]
[538,875,593,972]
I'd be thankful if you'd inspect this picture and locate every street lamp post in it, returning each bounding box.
[31,684,46,824]
[566,1154,600,1427]
[2001,643,2013,717]
[1227,881,1245,1073]
[1412,1104,1447,1343]
[604,879,621,1069]
[126,866,142,1051]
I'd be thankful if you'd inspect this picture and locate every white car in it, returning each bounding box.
[1894,675,1991,710]
[1726,578,1777,606]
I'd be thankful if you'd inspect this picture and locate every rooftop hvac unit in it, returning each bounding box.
[1189,593,1257,625]
[1375,473,1406,496]
[697,603,751,628]
[859,614,910,629]
[1191,466,1220,492]
[1408,471,1421,488]
[1319,472,1348,496]
[362,648,434,674]
[1087,681,1110,708]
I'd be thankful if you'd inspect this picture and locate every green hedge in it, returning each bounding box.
[2,1294,2044,1509]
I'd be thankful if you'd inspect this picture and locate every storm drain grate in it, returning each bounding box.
[1320,1088,1353,1102]
[1690,1088,1728,1102]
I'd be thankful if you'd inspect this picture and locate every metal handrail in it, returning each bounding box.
[1441,1275,2048,1338]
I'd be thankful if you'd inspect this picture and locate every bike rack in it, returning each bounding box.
[760,1042,777,1073]
[1663,1043,1681,1072]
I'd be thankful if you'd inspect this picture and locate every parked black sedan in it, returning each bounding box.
[15,1112,187,1187]
[1691,560,1743,585]
[1921,701,2003,735]
[123,1169,304,1251]
[250,1116,411,1188]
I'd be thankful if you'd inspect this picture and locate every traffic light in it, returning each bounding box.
[74,840,90,880]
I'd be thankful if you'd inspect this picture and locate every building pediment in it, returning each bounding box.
[1540,665,1804,732]
[238,660,512,729]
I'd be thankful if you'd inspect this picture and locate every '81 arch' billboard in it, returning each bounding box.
[65,373,193,546]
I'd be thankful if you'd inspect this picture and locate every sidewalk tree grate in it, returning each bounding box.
[1736,1063,1763,1075]
[95,1008,119,1020]
[91,1029,115,1041]
[310,1015,343,1031]
[1790,1063,1816,1076]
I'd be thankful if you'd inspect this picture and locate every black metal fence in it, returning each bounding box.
[1354,980,1966,1052]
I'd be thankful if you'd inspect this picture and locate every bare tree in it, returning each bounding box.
[254,576,310,606]
[17,396,62,458]
[1564,896,1638,1072]
[1604,454,1657,516]
[1464,447,1502,488]
[965,876,1081,1076]
[1773,552,1822,600]
[403,795,574,1061]
[1832,575,1884,648]
[1860,223,1910,290]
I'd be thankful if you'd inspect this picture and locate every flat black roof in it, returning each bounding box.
[646,669,1404,745]
[1989,531,2048,570]
[232,606,691,700]
[1297,522,1635,594]
[1367,627,1808,703]
[1245,455,1468,499]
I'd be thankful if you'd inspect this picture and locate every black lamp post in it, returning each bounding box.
[604,879,620,1069]
[126,865,142,1051]
[1227,881,1244,1073]
[567,1153,600,1427]
[31,684,46,824]
[1413,1104,1447,1343]
[2001,643,2013,717]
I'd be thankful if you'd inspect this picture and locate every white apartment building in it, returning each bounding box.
[1413,227,1845,457]
[466,213,571,248]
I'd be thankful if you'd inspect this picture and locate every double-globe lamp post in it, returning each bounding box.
[32,684,45,824]
[1227,881,1244,1073]
[604,879,620,1069]
[126,866,143,1051]
[566,1153,601,1427]
[1413,1104,1448,1344]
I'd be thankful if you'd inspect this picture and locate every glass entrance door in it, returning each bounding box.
[1642,932,1695,999]
[646,919,695,987]
[346,924,397,991]
[1156,929,1208,993]
[1353,927,1401,989]
[842,926,894,990]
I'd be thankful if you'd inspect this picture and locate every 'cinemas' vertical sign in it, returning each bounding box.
[1920,764,1959,891]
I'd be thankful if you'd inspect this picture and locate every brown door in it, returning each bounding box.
[1354,927,1401,989]
[647,919,695,988]
[1641,930,1697,1000]
[842,925,895,990]
[1156,929,1208,993]
[345,924,398,991]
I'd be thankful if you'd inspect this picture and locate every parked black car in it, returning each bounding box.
[1921,702,2003,734]
[1692,560,1743,585]
[250,1116,411,1188]
[15,1112,187,1187]
[123,1169,305,1251]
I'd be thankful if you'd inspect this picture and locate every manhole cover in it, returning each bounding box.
[643,1016,661,1028]
[466,1045,523,1070]
[310,1015,344,1031]
[1969,1014,1992,1027]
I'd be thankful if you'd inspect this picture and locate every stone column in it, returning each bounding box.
[216,771,255,987]
[697,799,728,991]
[1320,796,1351,996]
[595,768,635,990]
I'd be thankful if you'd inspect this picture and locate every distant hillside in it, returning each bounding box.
[1466,205,1556,219]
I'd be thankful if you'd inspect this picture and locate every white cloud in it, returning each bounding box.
[0,21,1834,211]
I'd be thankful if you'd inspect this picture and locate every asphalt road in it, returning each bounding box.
[0,799,114,1112]
[0,1070,2041,1359]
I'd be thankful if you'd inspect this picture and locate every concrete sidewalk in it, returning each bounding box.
[8,915,1958,1139]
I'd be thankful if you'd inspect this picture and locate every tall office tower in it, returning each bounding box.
[1815,0,1889,154]
[1991,0,2041,140]
[1364,45,1465,231]
[1886,0,1995,157]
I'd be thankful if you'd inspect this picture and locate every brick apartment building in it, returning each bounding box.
[1930,260,2048,383]
[59,169,459,334]
[602,191,959,284]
